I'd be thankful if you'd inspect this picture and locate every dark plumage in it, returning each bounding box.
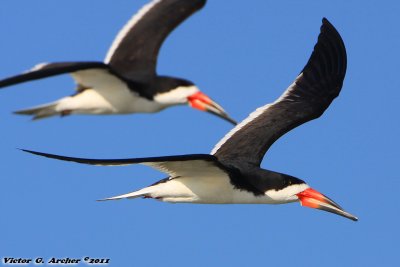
[23,19,357,221]
[0,0,236,124]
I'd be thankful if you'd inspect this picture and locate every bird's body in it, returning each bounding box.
[24,70,162,117]
[128,175,307,205]
[20,69,199,117]
[24,18,358,221]
[135,175,252,204]
[62,69,158,115]
[1,0,236,124]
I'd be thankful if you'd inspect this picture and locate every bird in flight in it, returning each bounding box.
[0,0,236,124]
[23,18,357,221]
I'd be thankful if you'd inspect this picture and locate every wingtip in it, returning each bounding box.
[20,148,70,162]
[321,17,333,30]
[19,148,36,155]
[20,148,46,157]
[320,17,340,35]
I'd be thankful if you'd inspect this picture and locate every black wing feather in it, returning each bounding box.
[213,18,347,166]
[106,0,206,79]
[21,149,216,166]
[0,62,107,88]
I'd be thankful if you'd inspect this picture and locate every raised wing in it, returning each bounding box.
[105,0,206,78]
[0,62,107,89]
[212,18,347,166]
[22,149,224,179]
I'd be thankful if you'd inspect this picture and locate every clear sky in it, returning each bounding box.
[1,1,399,266]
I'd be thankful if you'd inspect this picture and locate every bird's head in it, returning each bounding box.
[153,78,237,125]
[263,172,357,221]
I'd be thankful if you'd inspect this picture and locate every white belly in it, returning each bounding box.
[57,87,164,115]
[147,176,290,204]
[58,68,166,114]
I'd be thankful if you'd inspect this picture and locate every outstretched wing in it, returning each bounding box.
[22,149,224,179]
[105,0,207,78]
[212,18,347,166]
[0,62,108,89]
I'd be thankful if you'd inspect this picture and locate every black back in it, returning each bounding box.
[221,161,305,194]
[125,76,194,100]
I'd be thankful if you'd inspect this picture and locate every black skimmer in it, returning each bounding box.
[0,0,236,124]
[22,18,357,221]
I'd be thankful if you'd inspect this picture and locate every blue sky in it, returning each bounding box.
[1,0,399,266]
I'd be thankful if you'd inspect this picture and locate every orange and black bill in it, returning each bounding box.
[297,188,358,221]
[188,92,237,125]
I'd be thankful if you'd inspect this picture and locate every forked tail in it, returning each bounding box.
[98,187,153,202]
[14,101,61,120]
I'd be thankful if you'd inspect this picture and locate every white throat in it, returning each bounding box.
[153,85,199,105]
[265,183,310,203]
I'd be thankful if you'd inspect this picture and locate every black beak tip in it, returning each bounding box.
[206,109,237,125]
[226,117,238,125]
[215,111,238,125]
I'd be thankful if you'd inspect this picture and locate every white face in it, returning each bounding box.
[265,183,310,203]
[153,85,199,105]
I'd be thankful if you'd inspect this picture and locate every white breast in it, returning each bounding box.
[146,175,297,204]
[60,69,165,114]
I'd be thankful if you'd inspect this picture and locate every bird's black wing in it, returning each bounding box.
[22,149,224,179]
[212,18,347,167]
[0,62,107,88]
[105,0,206,78]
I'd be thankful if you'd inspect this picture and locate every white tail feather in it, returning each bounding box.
[98,187,153,202]
[14,101,61,120]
